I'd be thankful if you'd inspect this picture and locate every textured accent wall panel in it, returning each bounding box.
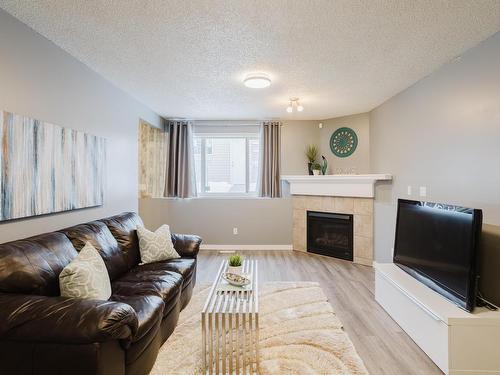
[0,110,106,221]
[139,121,167,198]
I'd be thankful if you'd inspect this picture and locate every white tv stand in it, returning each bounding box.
[374,262,500,374]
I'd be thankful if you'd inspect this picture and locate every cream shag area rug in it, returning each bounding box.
[151,282,369,375]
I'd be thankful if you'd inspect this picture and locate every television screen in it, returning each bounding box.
[393,199,482,312]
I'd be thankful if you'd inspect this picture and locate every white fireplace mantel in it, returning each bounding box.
[281,174,392,198]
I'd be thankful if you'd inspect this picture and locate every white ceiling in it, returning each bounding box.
[2,1,500,120]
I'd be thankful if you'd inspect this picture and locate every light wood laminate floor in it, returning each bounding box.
[197,250,442,375]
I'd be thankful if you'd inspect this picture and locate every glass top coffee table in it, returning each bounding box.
[202,259,259,375]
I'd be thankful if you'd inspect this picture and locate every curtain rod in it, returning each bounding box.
[194,121,260,127]
[164,119,283,128]
[165,119,280,122]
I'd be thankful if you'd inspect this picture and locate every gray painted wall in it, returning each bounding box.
[140,197,292,245]
[281,120,320,175]
[140,120,314,246]
[140,115,371,245]
[282,115,371,175]
[0,9,161,243]
[319,113,370,174]
[370,31,500,262]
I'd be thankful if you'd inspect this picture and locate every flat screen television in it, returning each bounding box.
[393,199,482,312]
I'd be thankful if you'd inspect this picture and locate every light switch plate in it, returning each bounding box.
[407,186,412,196]
[419,186,427,197]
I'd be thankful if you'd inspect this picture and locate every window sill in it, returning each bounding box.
[195,196,266,200]
[140,196,287,200]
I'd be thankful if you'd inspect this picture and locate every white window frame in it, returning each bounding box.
[194,133,260,198]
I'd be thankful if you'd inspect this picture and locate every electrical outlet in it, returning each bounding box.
[419,186,427,197]
[233,227,238,235]
[407,185,412,196]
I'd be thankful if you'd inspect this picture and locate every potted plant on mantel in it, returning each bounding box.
[305,145,318,175]
[311,163,322,176]
[228,254,243,275]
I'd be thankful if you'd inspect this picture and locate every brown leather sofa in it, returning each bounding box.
[0,212,201,375]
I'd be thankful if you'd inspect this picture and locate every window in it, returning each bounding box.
[193,126,260,196]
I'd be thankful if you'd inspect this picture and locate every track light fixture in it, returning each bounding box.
[286,97,304,113]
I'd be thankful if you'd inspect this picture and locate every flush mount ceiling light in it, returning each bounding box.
[286,97,304,113]
[243,73,271,88]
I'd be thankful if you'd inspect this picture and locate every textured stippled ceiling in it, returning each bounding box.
[1,1,500,120]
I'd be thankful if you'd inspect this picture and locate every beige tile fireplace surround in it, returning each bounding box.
[283,174,392,267]
[292,195,374,266]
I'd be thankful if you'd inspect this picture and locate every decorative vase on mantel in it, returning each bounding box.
[307,162,313,175]
[321,156,328,175]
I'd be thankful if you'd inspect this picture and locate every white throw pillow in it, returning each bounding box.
[59,242,111,300]
[137,225,180,264]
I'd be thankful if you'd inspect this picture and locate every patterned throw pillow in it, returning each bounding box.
[137,225,180,264]
[59,242,111,300]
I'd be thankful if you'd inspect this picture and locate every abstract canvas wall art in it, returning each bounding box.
[0,110,106,221]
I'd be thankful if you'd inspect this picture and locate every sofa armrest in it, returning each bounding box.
[0,294,138,344]
[171,234,202,258]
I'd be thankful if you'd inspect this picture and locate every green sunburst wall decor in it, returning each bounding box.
[330,127,358,157]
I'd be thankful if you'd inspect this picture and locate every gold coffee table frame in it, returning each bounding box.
[202,260,259,375]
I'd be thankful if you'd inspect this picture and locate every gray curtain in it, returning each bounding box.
[165,120,197,198]
[259,121,282,198]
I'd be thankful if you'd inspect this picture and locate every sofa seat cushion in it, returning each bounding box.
[111,270,182,316]
[110,295,163,343]
[133,258,196,285]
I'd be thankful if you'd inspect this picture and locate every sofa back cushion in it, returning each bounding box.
[0,232,77,295]
[59,221,128,280]
[101,212,143,269]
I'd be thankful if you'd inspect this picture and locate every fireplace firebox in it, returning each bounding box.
[307,211,353,261]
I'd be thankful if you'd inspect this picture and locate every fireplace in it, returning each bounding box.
[307,211,353,261]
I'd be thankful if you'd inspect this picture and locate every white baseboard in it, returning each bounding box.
[200,244,293,251]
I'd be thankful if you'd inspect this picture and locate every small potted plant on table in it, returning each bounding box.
[228,254,243,275]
